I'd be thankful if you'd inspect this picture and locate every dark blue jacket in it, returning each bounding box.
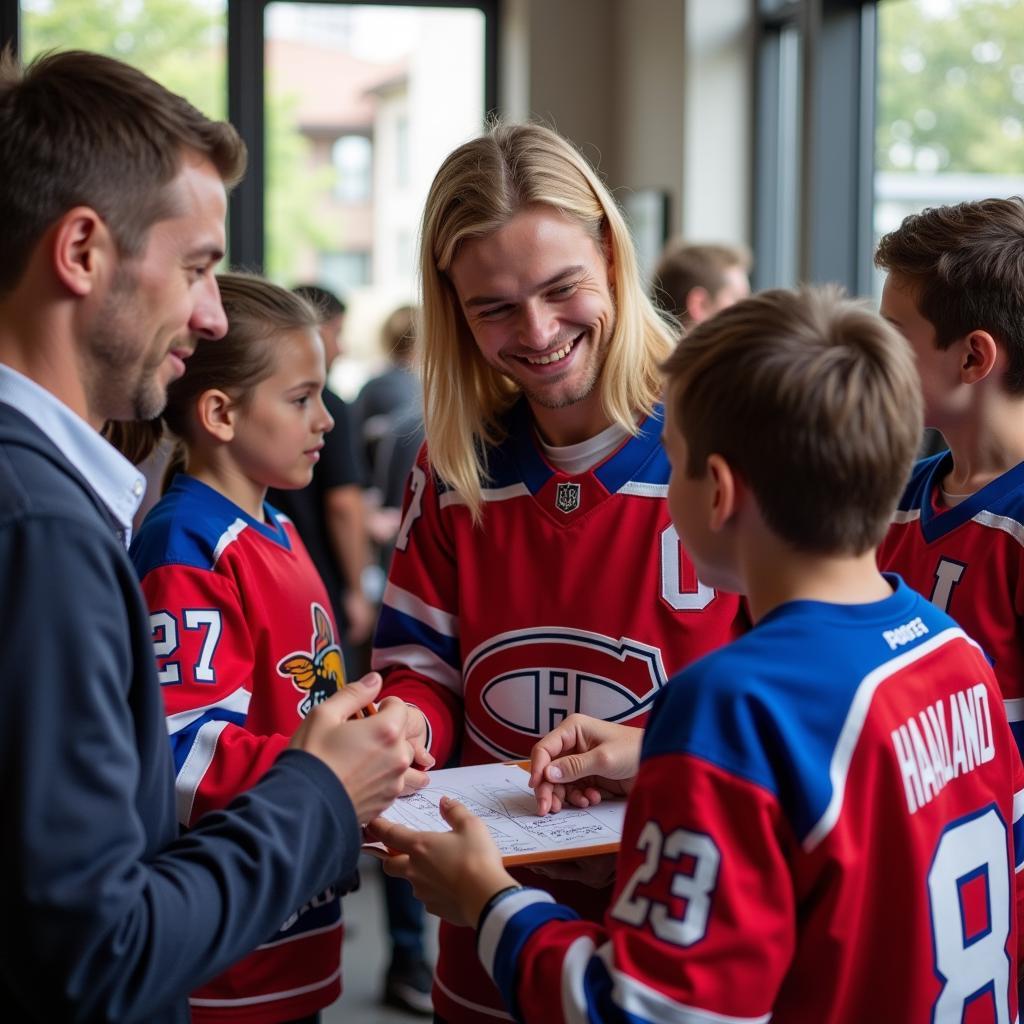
[0,403,360,1022]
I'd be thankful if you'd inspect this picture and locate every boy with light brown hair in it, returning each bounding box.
[371,286,1024,1023]
[877,197,1024,757]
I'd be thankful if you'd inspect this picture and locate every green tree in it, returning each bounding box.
[877,0,1024,174]
[20,0,339,277]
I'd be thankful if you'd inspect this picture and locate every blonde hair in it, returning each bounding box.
[419,121,676,522]
[662,286,922,555]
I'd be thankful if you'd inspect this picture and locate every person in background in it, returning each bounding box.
[268,283,375,676]
[353,303,433,1016]
[877,197,1024,758]
[651,240,751,330]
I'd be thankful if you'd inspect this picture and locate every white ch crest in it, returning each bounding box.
[555,481,581,514]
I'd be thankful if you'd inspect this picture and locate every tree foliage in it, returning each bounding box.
[20,0,338,278]
[877,0,1024,174]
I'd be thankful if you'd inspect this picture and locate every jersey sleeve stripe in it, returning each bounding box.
[169,706,248,774]
[174,719,228,824]
[1005,698,1024,723]
[382,581,458,637]
[481,890,577,1018]
[371,643,462,693]
[805,626,970,851]
[972,509,1024,548]
[165,686,252,736]
[376,604,461,670]
[439,483,530,509]
[478,888,555,976]
[211,517,248,568]
[891,508,921,524]
[616,482,668,498]
[593,943,773,1024]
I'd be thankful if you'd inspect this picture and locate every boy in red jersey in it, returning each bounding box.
[371,287,1024,1023]
[877,197,1024,757]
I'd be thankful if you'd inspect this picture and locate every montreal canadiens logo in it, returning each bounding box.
[463,627,669,760]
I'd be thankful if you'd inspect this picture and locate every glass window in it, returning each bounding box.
[264,1,486,387]
[874,0,1024,294]
[19,0,227,119]
[333,134,373,203]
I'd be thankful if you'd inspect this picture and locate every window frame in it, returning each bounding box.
[1,0,499,272]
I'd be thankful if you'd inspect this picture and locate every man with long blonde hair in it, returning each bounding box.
[371,122,746,1023]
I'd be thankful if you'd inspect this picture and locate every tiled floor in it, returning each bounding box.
[323,856,439,1023]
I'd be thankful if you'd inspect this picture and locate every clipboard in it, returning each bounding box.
[366,760,625,866]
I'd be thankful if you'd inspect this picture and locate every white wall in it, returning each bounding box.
[498,0,753,248]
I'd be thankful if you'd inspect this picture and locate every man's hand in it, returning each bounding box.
[290,673,426,822]
[367,798,516,927]
[529,714,642,815]
[377,696,435,793]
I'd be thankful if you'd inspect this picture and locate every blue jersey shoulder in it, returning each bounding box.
[131,475,291,576]
[480,399,668,494]
[642,578,961,840]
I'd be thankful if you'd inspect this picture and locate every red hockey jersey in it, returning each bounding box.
[131,475,347,1023]
[479,579,1024,1023]
[374,401,746,1022]
[879,451,1024,756]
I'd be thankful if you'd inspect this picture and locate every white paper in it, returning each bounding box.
[374,762,626,861]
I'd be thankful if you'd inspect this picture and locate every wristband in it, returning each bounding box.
[476,884,524,933]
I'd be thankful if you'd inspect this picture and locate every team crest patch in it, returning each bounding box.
[555,481,581,514]
[276,603,345,718]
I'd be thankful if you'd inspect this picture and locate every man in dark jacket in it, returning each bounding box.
[0,49,422,1023]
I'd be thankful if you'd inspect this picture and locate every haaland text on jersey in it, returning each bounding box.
[892,682,997,814]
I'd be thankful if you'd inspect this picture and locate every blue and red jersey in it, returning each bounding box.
[879,451,1024,755]
[480,578,1024,1023]
[132,475,347,1023]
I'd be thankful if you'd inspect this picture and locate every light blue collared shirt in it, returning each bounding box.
[0,363,146,546]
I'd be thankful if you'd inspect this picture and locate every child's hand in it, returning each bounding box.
[367,797,516,927]
[529,714,641,815]
[378,696,435,793]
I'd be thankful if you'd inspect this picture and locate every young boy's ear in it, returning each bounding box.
[196,389,237,443]
[959,329,1000,384]
[706,453,741,531]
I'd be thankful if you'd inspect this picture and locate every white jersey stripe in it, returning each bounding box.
[561,935,596,1024]
[1013,787,1024,825]
[211,517,248,568]
[439,483,530,509]
[595,942,771,1023]
[617,481,669,498]
[891,508,921,524]
[189,964,341,1007]
[478,889,555,981]
[1005,698,1024,723]
[165,686,252,736]
[175,720,228,825]
[383,580,458,638]
[805,626,975,851]
[973,509,1024,548]
[371,643,462,693]
[433,974,514,1020]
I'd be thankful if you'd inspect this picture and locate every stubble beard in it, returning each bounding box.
[510,324,610,410]
[85,269,170,423]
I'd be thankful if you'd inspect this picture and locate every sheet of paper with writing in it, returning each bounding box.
[369,761,626,866]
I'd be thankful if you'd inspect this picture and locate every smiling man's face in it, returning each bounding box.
[448,205,616,426]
